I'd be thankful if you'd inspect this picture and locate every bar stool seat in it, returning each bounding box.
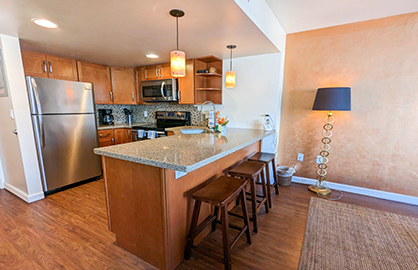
[228,161,269,233]
[248,152,279,208]
[185,176,251,270]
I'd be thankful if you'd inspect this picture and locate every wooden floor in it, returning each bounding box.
[1,180,417,270]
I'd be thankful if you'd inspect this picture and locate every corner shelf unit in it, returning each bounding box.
[194,55,223,104]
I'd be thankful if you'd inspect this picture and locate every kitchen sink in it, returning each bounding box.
[180,129,211,134]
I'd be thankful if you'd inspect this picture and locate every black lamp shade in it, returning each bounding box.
[312,87,351,111]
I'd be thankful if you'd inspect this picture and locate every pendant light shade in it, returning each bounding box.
[226,45,236,88]
[225,71,236,88]
[170,9,186,77]
[170,50,185,77]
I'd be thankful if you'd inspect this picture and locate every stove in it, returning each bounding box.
[132,111,191,141]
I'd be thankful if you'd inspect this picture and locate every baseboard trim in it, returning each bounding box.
[292,176,418,206]
[4,183,44,203]
[27,191,45,203]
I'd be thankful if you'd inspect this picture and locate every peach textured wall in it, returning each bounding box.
[278,12,418,197]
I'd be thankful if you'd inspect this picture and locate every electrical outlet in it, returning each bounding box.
[144,111,148,117]
[316,155,324,164]
[297,153,304,161]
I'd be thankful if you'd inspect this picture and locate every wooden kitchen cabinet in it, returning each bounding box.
[98,129,115,147]
[178,59,195,104]
[194,55,223,104]
[114,128,132,144]
[111,67,137,105]
[77,61,112,104]
[141,63,171,81]
[21,50,78,81]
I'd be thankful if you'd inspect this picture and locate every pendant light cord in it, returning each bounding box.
[176,17,179,50]
[230,48,232,71]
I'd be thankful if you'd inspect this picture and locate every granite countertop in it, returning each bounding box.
[97,123,150,130]
[94,127,274,172]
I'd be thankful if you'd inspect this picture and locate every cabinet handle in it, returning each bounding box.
[132,92,135,101]
[145,70,147,80]
[43,61,47,73]
[110,92,113,101]
[159,68,161,78]
[156,68,158,78]
[48,61,52,73]
[128,130,131,139]
[99,133,111,137]
[178,91,181,101]
[111,138,115,144]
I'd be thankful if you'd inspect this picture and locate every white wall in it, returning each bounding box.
[0,34,44,203]
[217,53,282,154]
[0,158,4,189]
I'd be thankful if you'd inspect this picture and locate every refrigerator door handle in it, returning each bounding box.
[39,115,45,148]
[27,77,43,114]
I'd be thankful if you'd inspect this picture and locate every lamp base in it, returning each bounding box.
[308,185,331,196]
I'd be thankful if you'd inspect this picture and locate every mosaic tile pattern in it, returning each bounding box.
[131,103,207,126]
[96,103,208,126]
[95,104,133,124]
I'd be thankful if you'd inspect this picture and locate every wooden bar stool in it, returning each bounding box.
[185,176,251,270]
[228,161,269,233]
[248,152,279,208]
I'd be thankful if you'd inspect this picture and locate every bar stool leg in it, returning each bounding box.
[265,166,272,208]
[185,200,201,260]
[212,206,219,232]
[272,160,279,194]
[250,176,258,233]
[221,205,231,270]
[240,188,252,244]
[260,173,269,213]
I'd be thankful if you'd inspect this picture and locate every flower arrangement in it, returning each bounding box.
[215,111,229,135]
[216,111,229,126]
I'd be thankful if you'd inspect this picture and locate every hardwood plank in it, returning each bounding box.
[0,177,417,270]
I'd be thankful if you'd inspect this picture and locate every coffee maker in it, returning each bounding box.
[98,109,114,125]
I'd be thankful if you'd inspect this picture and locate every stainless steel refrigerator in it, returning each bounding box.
[26,76,102,192]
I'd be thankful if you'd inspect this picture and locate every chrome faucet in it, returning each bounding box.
[200,101,216,127]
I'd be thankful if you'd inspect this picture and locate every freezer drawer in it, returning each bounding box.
[32,114,101,191]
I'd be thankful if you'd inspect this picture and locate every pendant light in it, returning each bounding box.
[225,45,236,88]
[170,9,186,77]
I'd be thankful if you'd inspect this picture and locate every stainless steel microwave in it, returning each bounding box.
[140,78,178,102]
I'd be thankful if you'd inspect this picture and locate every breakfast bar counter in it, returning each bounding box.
[94,128,274,270]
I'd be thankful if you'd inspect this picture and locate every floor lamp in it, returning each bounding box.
[309,87,351,196]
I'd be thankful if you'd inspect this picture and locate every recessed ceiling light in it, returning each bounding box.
[146,54,159,59]
[31,18,58,29]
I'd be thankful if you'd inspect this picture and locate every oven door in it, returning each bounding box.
[141,79,177,102]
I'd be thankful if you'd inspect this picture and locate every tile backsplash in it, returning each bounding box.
[96,103,207,126]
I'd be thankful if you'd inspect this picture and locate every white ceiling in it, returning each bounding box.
[265,0,418,34]
[0,0,279,67]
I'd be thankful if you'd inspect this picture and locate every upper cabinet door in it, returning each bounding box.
[77,61,112,104]
[111,67,136,105]
[46,55,78,81]
[21,50,48,78]
[143,65,159,81]
[158,63,172,80]
[178,59,194,104]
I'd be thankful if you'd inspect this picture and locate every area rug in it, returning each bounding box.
[298,197,418,270]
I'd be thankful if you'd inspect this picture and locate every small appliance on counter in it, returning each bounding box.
[132,111,190,141]
[124,108,133,126]
[98,109,114,125]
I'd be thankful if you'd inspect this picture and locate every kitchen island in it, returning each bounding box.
[94,128,274,270]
